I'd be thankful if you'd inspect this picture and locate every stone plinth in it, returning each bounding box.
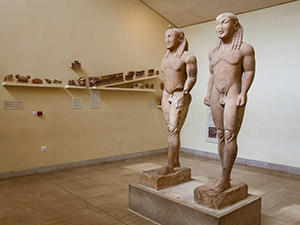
[129,180,261,225]
[139,167,191,190]
[194,182,248,210]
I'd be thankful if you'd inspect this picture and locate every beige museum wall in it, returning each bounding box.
[181,1,300,168]
[0,0,170,173]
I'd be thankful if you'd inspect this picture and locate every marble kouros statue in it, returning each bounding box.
[159,28,197,175]
[204,13,255,192]
[139,28,197,190]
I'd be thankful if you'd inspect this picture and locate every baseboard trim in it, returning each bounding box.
[0,148,168,180]
[181,147,300,176]
[2,147,299,180]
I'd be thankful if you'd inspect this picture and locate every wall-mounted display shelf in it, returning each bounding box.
[103,75,160,88]
[92,86,155,92]
[2,82,64,88]
[65,85,86,89]
[90,75,161,92]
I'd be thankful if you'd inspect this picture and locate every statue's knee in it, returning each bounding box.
[217,129,224,141]
[168,126,178,136]
[224,130,235,142]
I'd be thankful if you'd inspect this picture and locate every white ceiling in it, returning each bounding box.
[140,0,295,27]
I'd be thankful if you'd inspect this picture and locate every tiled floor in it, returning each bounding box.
[0,152,299,225]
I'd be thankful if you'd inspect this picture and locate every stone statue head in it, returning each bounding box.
[215,12,243,50]
[165,28,188,57]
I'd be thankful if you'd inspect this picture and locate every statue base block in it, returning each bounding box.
[129,180,261,225]
[194,182,248,209]
[139,167,191,190]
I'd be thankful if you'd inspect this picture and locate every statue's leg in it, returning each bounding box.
[216,129,225,167]
[171,92,191,167]
[212,89,246,192]
[210,87,225,166]
[159,91,177,175]
[158,92,191,175]
[161,90,171,130]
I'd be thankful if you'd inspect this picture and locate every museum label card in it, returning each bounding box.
[90,90,100,108]
[3,100,23,110]
[72,97,83,109]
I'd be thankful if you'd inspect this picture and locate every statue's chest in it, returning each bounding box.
[211,50,241,67]
[161,56,185,72]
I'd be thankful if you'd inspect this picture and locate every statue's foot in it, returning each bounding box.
[210,178,231,193]
[174,161,181,168]
[157,165,174,175]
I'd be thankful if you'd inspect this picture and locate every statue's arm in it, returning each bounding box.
[183,54,197,94]
[204,52,214,106]
[237,44,255,106]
